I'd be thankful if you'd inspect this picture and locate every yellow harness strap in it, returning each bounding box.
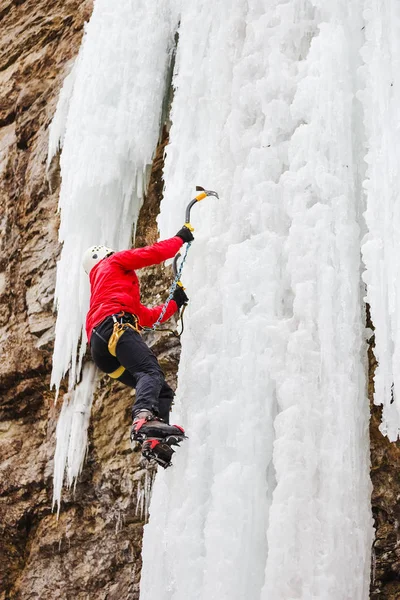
[108,318,140,357]
[109,365,126,379]
[107,314,141,379]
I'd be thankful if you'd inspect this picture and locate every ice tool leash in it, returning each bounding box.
[143,186,219,336]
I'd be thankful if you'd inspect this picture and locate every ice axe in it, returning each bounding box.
[184,185,219,232]
[173,185,219,288]
[147,186,218,336]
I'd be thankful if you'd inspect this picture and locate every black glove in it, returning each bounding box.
[173,285,189,308]
[175,225,194,243]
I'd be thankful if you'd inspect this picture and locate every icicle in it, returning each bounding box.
[52,364,98,515]
[135,470,155,521]
[47,59,78,171]
[52,392,74,515]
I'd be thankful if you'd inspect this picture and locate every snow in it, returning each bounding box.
[47,0,400,595]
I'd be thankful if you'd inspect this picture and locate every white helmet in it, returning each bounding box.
[82,245,114,274]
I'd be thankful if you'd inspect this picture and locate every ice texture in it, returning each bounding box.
[140,1,372,599]
[360,1,400,441]
[52,364,97,514]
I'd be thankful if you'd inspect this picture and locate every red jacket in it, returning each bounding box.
[86,236,184,342]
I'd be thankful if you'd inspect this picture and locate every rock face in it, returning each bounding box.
[369,315,400,599]
[0,1,93,597]
[0,2,180,598]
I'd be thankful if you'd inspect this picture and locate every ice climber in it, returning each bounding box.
[82,225,193,466]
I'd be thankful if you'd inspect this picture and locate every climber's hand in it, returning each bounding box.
[175,225,194,243]
[173,286,189,308]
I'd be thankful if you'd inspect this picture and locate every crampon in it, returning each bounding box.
[141,435,185,469]
[130,413,186,468]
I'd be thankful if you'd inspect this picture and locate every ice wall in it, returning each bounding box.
[140,1,373,599]
[361,1,400,441]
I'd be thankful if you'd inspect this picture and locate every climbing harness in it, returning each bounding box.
[107,313,140,378]
[108,312,141,356]
[143,186,219,337]
[92,312,141,379]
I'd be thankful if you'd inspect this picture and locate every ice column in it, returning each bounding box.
[52,363,97,514]
[140,1,372,599]
[360,0,400,441]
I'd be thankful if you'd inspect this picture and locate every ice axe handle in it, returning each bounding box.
[185,200,199,227]
[185,187,219,229]
[173,253,184,288]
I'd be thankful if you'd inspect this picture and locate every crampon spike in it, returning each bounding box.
[142,439,175,469]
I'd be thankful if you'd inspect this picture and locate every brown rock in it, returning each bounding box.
[369,308,400,598]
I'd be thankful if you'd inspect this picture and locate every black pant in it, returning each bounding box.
[90,317,174,422]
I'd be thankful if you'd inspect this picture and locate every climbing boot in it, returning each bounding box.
[130,409,186,446]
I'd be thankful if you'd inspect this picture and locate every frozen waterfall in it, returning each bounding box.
[48,0,400,597]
